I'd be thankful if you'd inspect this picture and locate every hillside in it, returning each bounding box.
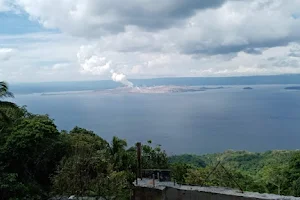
[170,150,297,175]
[169,150,300,195]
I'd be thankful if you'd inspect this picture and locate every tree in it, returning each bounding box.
[0,81,18,124]
[171,163,191,184]
[91,170,130,200]
[293,177,300,197]
[69,126,96,136]
[285,152,300,196]
[185,168,208,186]
[52,149,109,197]
[0,106,29,145]
[169,154,206,168]
[110,137,127,169]
[185,165,263,193]
[260,165,288,195]
[141,141,168,169]
[0,114,68,199]
[52,131,130,199]
[288,152,300,180]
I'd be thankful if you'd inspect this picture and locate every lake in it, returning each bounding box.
[12,85,300,154]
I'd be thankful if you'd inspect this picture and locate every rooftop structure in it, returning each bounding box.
[134,179,300,200]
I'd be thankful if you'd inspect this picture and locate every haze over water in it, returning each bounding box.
[11,79,300,155]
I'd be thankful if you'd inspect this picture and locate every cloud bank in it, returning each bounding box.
[1,0,300,82]
[0,48,15,61]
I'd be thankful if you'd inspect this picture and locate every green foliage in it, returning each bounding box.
[170,163,191,184]
[287,152,300,180]
[258,164,288,195]
[51,129,132,199]
[185,165,264,192]
[109,136,129,171]
[170,150,300,195]
[0,81,18,124]
[0,82,13,98]
[0,113,68,199]
[202,150,293,175]
[169,154,206,168]
[141,142,168,169]
[70,126,96,136]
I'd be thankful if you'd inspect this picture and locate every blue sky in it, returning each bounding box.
[1,0,300,83]
[0,12,45,34]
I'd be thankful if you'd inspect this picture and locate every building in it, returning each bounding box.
[133,171,300,200]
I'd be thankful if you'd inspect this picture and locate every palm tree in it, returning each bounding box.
[0,81,18,123]
[109,136,128,170]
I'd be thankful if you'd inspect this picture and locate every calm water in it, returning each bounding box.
[12,85,300,154]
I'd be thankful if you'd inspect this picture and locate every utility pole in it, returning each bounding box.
[136,142,142,183]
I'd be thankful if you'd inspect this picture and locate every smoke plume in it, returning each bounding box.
[77,45,133,87]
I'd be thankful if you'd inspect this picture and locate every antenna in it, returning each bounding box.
[202,157,244,193]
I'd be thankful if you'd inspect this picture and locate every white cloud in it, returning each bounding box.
[52,63,70,70]
[77,45,112,75]
[0,33,92,82]
[0,0,10,12]
[0,48,15,61]
[174,0,300,55]
[11,0,300,54]
[1,0,300,82]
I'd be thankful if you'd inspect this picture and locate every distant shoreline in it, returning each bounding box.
[15,84,300,96]
[39,86,227,96]
[285,86,300,90]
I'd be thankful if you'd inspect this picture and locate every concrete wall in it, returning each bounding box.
[164,187,258,200]
[133,186,297,200]
[133,186,164,200]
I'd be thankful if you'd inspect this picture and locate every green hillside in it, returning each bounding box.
[169,150,300,195]
[170,150,296,169]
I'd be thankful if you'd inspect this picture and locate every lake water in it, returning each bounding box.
[12,85,300,154]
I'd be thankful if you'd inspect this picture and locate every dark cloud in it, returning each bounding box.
[90,0,227,32]
[181,36,298,56]
[29,0,232,38]
[273,59,299,68]
[267,57,276,61]
[243,48,262,55]
[288,52,300,57]
[15,0,300,58]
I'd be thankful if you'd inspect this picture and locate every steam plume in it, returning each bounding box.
[111,71,133,87]
[77,45,133,87]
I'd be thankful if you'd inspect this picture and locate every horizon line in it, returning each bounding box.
[8,73,300,85]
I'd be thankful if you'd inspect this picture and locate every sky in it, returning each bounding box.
[1,0,300,83]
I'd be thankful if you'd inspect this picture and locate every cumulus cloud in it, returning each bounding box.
[11,0,300,56]
[77,45,112,75]
[0,0,10,12]
[0,33,88,82]
[52,63,70,70]
[288,44,300,58]
[2,0,300,81]
[0,48,15,61]
[175,0,300,55]
[13,0,228,36]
